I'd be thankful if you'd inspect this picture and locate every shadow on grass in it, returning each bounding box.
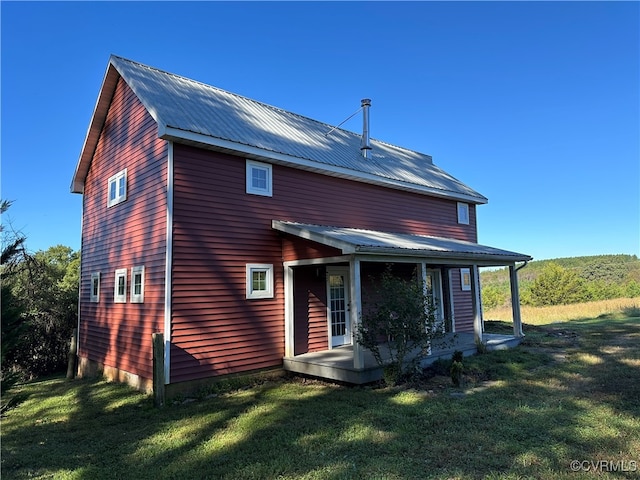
[2,316,639,479]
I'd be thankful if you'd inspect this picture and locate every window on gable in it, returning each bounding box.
[246,160,272,197]
[130,266,145,303]
[114,268,127,303]
[457,202,470,225]
[90,272,101,303]
[108,169,127,207]
[246,264,274,299]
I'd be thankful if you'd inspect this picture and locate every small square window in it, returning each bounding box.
[114,268,127,303]
[246,160,272,196]
[108,169,127,207]
[90,272,101,303]
[460,268,472,291]
[246,264,274,299]
[457,202,470,225]
[130,266,145,303]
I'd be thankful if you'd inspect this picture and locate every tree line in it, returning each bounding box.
[481,254,640,309]
[2,201,79,411]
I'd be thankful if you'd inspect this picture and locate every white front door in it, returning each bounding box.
[327,267,351,347]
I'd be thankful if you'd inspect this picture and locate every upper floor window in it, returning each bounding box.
[246,160,272,197]
[457,202,470,225]
[90,272,101,303]
[114,268,127,303]
[108,169,127,207]
[130,266,145,303]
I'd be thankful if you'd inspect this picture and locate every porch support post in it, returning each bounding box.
[349,256,364,369]
[471,265,483,344]
[284,265,295,357]
[509,264,524,338]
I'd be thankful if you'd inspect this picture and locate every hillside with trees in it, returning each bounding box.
[481,254,640,308]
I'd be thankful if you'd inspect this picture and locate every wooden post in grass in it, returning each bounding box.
[66,328,77,380]
[152,333,165,407]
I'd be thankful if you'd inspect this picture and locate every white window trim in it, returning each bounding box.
[107,169,128,207]
[114,268,127,303]
[246,263,274,299]
[130,265,145,303]
[90,272,101,303]
[460,268,472,291]
[457,202,470,225]
[246,160,272,197]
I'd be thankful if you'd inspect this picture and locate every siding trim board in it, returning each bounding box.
[164,141,174,384]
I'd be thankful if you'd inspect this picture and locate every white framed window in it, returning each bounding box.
[460,268,472,291]
[107,169,127,207]
[246,160,272,197]
[90,272,101,303]
[130,266,145,303]
[246,264,274,299]
[457,202,470,225]
[114,268,127,303]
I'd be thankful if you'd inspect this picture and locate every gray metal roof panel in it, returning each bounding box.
[272,221,532,264]
[108,56,487,203]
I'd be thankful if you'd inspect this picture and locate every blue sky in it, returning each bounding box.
[2,1,639,261]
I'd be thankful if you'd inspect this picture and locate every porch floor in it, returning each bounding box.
[283,333,522,384]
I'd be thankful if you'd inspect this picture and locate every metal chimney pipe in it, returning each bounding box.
[360,98,371,158]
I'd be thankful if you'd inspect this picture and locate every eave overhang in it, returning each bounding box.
[71,63,120,193]
[272,220,532,267]
[159,126,488,204]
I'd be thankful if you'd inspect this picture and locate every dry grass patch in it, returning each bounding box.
[485,297,640,325]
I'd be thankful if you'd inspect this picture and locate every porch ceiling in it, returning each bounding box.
[272,220,532,266]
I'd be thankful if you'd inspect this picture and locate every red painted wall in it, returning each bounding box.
[171,144,477,382]
[450,268,474,332]
[79,78,167,380]
[293,266,329,355]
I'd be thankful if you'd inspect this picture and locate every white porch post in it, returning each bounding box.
[284,265,295,357]
[349,256,364,369]
[509,265,524,338]
[471,265,483,344]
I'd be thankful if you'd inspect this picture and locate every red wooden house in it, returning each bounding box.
[71,55,531,394]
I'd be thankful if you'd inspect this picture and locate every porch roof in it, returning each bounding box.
[272,220,532,265]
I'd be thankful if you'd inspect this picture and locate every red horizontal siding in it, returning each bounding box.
[450,268,474,333]
[293,266,328,355]
[171,143,478,383]
[79,77,167,381]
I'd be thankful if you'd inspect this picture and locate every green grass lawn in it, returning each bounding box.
[2,315,639,480]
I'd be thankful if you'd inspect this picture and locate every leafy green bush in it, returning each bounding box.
[355,267,442,385]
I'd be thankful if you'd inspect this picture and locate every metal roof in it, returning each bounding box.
[272,220,532,265]
[72,55,488,203]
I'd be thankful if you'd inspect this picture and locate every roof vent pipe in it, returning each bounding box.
[360,98,371,158]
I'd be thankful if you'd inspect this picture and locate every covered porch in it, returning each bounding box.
[274,221,532,384]
[284,332,521,384]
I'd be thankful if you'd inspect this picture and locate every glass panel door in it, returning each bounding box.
[327,268,351,347]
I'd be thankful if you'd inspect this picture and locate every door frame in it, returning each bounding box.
[326,266,351,348]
